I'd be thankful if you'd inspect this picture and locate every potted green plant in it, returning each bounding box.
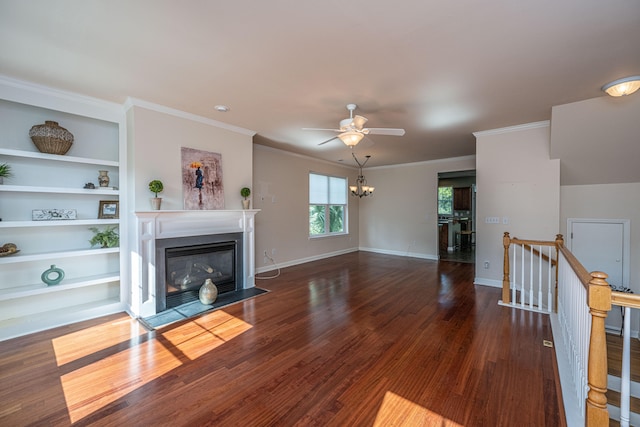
[89,226,119,248]
[0,163,12,185]
[240,187,251,209]
[149,179,164,210]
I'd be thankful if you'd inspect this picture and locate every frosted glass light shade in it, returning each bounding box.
[338,131,364,146]
[602,76,640,97]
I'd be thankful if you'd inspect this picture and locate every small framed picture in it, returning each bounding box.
[98,200,119,219]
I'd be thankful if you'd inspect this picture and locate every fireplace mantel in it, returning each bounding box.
[130,210,259,317]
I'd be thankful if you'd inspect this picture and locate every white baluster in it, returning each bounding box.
[538,245,543,311]
[521,244,525,307]
[529,245,534,308]
[547,246,552,312]
[621,306,631,427]
[512,243,516,305]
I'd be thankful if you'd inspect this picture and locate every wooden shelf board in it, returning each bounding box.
[0,219,119,228]
[0,272,120,301]
[0,247,119,264]
[0,148,118,167]
[0,184,119,195]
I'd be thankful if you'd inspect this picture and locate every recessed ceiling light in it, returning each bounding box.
[214,105,230,112]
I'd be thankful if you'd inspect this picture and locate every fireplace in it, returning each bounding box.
[132,210,258,318]
[155,233,243,312]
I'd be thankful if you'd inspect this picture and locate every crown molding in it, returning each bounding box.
[473,120,550,137]
[0,74,123,122]
[367,154,476,170]
[254,143,357,170]
[124,97,256,136]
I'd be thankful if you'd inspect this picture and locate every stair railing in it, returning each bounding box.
[500,232,562,313]
[502,232,640,425]
[607,291,640,426]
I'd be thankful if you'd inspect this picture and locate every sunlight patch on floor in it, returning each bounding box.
[61,336,181,423]
[52,316,146,366]
[58,310,252,423]
[160,310,253,360]
[374,391,463,427]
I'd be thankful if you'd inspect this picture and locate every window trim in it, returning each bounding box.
[438,186,453,215]
[309,172,348,238]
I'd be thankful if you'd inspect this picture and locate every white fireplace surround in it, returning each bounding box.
[131,210,258,318]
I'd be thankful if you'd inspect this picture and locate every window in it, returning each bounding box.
[309,173,347,236]
[438,186,453,215]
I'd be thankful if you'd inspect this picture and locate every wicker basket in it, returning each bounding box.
[29,121,74,155]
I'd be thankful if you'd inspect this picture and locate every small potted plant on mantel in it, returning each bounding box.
[0,163,12,185]
[149,180,164,210]
[240,187,251,209]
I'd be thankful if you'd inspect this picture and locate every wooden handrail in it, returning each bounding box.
[557,243,591,290]
[517,242,557,267]
[611,291,640,310]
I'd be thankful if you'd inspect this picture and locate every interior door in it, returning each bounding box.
[568,220,627,287]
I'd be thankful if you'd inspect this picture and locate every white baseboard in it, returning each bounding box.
[358,247,438,260]
[255,247,440,274]
[473,277,502,288]
[255,247,358,274]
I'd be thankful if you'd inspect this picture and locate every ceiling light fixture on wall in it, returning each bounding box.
[601,76,640,97]
[338,130,365,147]
[214,105,230,112]
[349,152,374,197]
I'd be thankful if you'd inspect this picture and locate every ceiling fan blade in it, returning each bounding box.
[352,115,368,129]
[318,136,339,146]
[302,127,341,132]
[366,128,405,136]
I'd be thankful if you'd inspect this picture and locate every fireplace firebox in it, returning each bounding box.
[155,232,243,312]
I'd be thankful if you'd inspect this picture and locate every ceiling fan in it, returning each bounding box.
[303,103,405,147]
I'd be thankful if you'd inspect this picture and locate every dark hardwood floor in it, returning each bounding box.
[0,252,565,426]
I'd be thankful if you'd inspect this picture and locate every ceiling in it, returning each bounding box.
[1,1,639,167]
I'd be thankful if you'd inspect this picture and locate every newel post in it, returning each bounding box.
[585,271,611,427]
[502,232,511,304]
[554,234,563,312]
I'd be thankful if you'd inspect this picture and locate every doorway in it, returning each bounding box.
[438,170,476,263]
[567,218,630,331]
[567,218,629,287]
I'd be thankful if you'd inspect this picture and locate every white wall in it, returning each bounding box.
[561,182,640,333]
[126,102,254,212]
[358,156,476,259]
[551,94,640,186]
[253,145,360,272]
[474,122,560,287]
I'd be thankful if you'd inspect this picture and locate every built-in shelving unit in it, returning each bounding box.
[0,76,127,341]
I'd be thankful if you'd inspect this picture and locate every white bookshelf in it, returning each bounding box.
[0,76,127,341]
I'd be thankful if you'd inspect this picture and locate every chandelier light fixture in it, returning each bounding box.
[349,152,375,197]
[601,76,640,97]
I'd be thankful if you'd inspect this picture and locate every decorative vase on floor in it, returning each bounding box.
[199,278,218,305]
[150,197,162,210]
[98,170,110,187]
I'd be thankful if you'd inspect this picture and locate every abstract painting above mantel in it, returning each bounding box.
[181,147,224,210]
